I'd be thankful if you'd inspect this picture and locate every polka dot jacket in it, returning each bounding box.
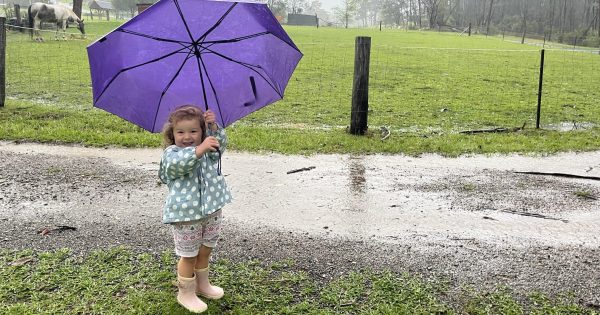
[159,128,232,224]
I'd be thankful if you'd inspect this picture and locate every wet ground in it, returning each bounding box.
[1,141,599,309]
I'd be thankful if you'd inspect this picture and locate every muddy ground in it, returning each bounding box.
[0,141,599,309]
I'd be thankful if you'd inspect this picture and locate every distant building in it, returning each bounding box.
[88,0,113,20]
[287,13,318,26]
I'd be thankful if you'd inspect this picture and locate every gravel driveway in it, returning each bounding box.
[1,141,599,308]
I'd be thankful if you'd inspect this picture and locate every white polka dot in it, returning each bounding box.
[206,173,212,178]
[179,161,185,166]
[181,188,187,194]
[179,211,183,216]
[191,186,197,192]
[207,196,212,202]
[193,201,199,206]
[212,178,218,184]
[184,217,190,221]
[176,197,181,202]
[189,209,194,214]
[195,215,201,220]
[210,187,215,192]
[213,201,217,206]
[216,192,220,197]
[172,205,178,210]
[169,213,175,218]
[186,195,192,200]
[182,203,188,209]
[196,192,201,198]
[175,182,181,188]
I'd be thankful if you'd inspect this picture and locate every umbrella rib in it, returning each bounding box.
[202,31,269,44]
[194,51,210,112]
[196,55,226,127]
[152,51,196,132]
[173,0,195,43]
[201,46,282,97]
[94,45,192,104]
[117,29,191,44]
[196,3,237,43]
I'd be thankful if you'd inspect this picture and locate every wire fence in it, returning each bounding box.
[3,25,94,108]
[2,23,600,134]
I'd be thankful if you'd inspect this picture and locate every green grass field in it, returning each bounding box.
[2,21,600,155]
[1,248,595,314]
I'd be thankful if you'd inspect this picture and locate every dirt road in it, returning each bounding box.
[1,141,599,308]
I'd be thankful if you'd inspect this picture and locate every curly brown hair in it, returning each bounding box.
[162,105,207,148]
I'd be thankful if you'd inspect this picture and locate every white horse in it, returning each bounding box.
[28,2,85,41]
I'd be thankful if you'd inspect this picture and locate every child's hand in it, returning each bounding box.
[195,136,220,156]
[204,110,217,130]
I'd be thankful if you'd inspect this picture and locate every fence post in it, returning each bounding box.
[0,17,6,108]
[14,4,21,29]
[73,0,83,19]
[536,49,545,129]
[350,36,371,135]
[468,23,471,36]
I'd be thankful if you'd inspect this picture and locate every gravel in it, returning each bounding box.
[0,143,599,309]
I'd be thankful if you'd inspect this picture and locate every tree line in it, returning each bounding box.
[269,0,600,47]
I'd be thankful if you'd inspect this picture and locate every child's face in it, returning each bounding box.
[173,118,203,148]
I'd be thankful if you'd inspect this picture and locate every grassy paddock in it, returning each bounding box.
[0,248,595,314]
[2,22,600,154]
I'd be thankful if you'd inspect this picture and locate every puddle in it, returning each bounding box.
[544,121,596,131]
[1,141,600,247]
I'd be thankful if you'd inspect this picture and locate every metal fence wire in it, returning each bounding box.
[2,23,600,133]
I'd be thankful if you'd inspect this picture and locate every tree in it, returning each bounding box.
[521,0,528,44]
[287,0,308,14]
[305,0,322,14]
[381,0,406,27]
[486,0,495,35]
[267,0,287,19]
[333,0,357,28]
[423,0,441,28]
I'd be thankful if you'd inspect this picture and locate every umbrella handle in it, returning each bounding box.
[216,148,222,176]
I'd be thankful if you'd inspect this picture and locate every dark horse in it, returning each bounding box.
[28,2,85,41]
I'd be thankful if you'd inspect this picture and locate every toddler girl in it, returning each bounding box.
[159,105,232,313]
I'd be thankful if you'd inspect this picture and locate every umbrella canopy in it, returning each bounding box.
[87,0,302,132]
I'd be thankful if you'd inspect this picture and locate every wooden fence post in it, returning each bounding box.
[1,17,6,108]
[73,0,83,19]
[536,49,545,129]
[14,5,21,29]
[349,36,371,135]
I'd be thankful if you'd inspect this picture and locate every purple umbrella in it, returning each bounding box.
[87,0,302,132]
